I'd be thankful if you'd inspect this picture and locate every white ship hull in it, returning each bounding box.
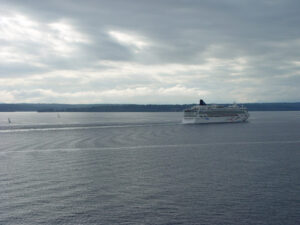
[182,114,249,124]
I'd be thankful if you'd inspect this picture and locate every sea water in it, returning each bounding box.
[0,112,299,224]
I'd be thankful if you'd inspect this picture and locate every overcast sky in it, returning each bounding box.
[1,0,300,104]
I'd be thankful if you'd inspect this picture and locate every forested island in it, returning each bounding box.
[0,102,300,112]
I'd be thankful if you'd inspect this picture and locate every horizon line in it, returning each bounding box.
[1,101,300,105]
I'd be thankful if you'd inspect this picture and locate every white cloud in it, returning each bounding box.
[0,12,90,63]
[108,30,150,52]
[2,85,208,104]
[0,13,40,41]
[0,91,15,102]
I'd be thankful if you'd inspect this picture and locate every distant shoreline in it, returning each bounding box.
[1,102,300,112]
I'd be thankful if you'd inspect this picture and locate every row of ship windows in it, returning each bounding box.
[184,112,240,117]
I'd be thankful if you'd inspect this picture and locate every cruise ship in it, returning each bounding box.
[182,99,249,124]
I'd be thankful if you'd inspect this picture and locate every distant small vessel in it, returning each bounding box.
[8,118,11,124]
[182,99,249,124]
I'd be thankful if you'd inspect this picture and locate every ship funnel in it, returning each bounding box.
[199,99,206,105]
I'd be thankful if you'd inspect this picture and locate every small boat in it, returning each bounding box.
[182,99,249,124]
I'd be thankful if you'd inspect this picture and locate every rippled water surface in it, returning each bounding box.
[1,112,300,224]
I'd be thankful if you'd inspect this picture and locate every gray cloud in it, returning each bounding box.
[0,0,300,103]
